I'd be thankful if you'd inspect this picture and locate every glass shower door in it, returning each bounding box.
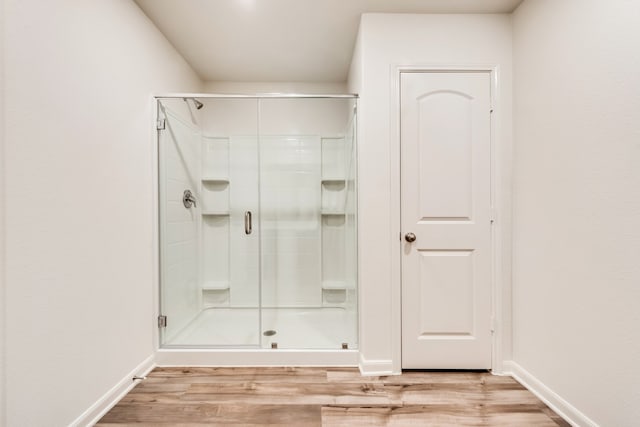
[158,95,358,351]
[258,97,358,350]
[158,97,261,347]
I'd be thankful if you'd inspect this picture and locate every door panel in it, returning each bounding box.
[418,91,473,220]
[158,98,262,347]
[417,250,474,336]
[401,72,492,369]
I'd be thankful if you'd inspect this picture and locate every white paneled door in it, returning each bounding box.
[400,71,492,369]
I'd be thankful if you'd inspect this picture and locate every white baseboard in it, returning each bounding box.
[358,354,396,376]
[70,355,155,427]
[503,361,599,427]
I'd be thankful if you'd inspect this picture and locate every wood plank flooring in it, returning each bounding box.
[97,367,570,426]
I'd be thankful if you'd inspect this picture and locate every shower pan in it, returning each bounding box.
[155,94,358,365]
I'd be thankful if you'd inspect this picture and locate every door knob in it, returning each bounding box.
[405,232,416,242]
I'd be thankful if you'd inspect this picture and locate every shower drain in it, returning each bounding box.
[263,330,277,337]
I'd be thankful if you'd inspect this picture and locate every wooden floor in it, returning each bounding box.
[97,367,570,426]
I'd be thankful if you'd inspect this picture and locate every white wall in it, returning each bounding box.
[0,0,6,423]
[205,81,348,95]
[3,0,202,425]
[512,1,640,426]
[348,13,513,373]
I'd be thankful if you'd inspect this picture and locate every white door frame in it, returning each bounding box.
[389,64,510,373]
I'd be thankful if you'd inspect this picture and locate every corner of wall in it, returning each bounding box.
[131,1,205,88]
[347,16,363,95]
[503,361,599,427]
[69,356,155,427]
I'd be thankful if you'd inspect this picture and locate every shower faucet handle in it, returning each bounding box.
[183,190,197,208]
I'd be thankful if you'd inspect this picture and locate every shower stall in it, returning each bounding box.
[155,95,357,364]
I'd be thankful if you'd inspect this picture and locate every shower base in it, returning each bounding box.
[156,307,358,366]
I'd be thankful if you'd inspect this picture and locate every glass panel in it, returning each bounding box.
[258,98,358,349]
[344,101,358,350]
[158,95,358,351]
[158,98,261,347]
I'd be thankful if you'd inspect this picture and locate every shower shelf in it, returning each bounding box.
[321,178,345,183]
[201,211,230,216]
[202,281,230,291]
[201,177,229,183]
[321,211,345,216]
[322,281,347,290]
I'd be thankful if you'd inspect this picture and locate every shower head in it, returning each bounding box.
[183,97,204,110]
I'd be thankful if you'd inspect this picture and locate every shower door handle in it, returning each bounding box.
[244,211,252,235]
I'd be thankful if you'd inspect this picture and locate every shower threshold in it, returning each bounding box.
[156,307,358,366]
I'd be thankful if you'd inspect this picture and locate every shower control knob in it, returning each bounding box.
[405,232,417,243]
[183,189,197,208]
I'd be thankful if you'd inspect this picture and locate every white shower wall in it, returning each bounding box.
[260,135,322,307]
[259,98,354,309]
[199,97,355,310]
[200,100,259,308]
[227,135,260,307]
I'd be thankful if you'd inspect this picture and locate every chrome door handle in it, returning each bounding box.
[405,232,416,242]
[245,211,252,235]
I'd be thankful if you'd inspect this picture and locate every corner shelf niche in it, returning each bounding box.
[200,136,231,307]
[320,146,347,306]
[202,281,230,291]
[321,280,347,290]
[321,178,346,215]
[201,211,230,216]
[201,177,229,183]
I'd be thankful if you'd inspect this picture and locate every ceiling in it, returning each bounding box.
[134,0,523,83]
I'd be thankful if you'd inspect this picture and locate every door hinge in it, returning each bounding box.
[490,208,497,224]
[158,315,167,328]
[490,316,496,334]
[156,118,166,130]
